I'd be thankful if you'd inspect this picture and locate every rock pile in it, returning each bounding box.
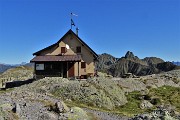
[131,107,179,120]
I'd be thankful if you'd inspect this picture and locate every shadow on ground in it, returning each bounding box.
[5,79,35,89]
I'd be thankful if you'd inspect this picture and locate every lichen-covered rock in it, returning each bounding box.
[139,100,153,109]
[38,111,59,120]
[0,104,17,120]
[55,101,69,113]
[67,107,90,120]
[52,77,127,110]
[1,103,14,111]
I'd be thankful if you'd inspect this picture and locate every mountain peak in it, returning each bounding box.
[125,51,135,58]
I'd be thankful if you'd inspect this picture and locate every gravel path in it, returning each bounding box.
[83,108,129,120]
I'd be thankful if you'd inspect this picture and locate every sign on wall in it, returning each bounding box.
[36,64,44,70]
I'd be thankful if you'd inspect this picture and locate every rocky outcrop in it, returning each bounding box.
[51,77,127,110]
[0,77,94,120]
[157,62,177,72]
[139,100,153,109]
[95,53,118,73]
[131,107,179,120]
[96,51,179,77]
[109,57,151,76]
[143,57,164,65]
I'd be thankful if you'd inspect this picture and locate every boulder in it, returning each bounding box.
[67,107,90,120]
[12,103,21,115]
[0,104,15,120]
[55,101,69,113]
[0,103,14,111]
[38,111,58,120]
[140,100,153,109]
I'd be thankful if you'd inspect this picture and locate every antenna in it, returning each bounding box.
[76,27,79,36]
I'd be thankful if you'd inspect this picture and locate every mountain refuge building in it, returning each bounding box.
[30,29,98,79]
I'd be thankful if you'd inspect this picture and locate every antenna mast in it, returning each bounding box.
[71,13,72,29]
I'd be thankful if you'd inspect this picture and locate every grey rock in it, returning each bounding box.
[13,103,21,115]
[55,101,69,113]
[0,116,4,120]
[140,100,153,109]
[38,111,58,120]
[130,108,178,120]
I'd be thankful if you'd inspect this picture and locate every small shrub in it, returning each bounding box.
[150,98,161,105]
[143,95,151,100]
[146,86,152,89]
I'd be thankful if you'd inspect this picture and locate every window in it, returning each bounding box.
[76,46,81,53]
[81,62,86,68]
[61,47,66,53]
[36,64,44,70]
[45,64,52,70]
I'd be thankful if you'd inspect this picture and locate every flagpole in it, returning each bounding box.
[71,13,72,29]
[70,12,78,30]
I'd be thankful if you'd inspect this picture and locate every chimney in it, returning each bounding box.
[76,27,79,36]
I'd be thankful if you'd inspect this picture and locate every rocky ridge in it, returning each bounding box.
[96,51,179,77]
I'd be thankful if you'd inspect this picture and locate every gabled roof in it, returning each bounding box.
[33,29,98,58]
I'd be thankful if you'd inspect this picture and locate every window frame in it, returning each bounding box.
[81,62,86,69]
[61,47,66,53]
[76,46,81,53]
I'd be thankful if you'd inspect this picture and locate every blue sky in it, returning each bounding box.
[0,0,179,64]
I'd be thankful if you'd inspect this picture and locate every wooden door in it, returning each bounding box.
[62,62,67,78]
[68,62,74,77]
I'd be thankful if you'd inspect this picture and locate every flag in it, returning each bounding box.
[71,19,75,26]
[71,12,78,17]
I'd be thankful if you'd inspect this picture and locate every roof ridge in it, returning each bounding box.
[33,29,98,59]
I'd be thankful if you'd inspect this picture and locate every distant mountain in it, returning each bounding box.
[24,63,34,67]
[172,61,180,66]
[0,64,14,73]
[96,51,179,77]
[0,62,34,73]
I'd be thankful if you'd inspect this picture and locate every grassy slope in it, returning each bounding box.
[0,66,33,80]
[117,86,180,116]
[149,86,180,112]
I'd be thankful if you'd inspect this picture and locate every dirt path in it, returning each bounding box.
[83,108,129,120]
